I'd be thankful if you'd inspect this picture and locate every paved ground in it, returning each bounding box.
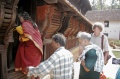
[103,48,120,79]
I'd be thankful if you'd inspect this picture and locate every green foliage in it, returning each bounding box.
[107,78,113,79]
[113,51,120,58]
[107,77,113,79]
[109,39,120,47]
[90,0,120,10]
[114,40,120,46]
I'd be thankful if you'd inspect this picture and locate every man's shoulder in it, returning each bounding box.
[89,49,96,52]
[102,34,108,40]
[57,47,70,52]
[56,48,73,56]
[86,49,97,56]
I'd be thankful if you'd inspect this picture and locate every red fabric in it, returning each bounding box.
[15,40,42,71]
[15,21,43,73]
[22,21,43,54]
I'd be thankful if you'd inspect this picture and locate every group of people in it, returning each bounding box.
[14,11,112,79]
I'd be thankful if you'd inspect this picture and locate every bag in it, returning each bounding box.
[100,72,107,79]
[103,51,111,61]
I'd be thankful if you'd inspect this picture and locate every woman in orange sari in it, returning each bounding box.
[14,11,43,74]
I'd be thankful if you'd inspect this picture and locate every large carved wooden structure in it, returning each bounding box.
[0,0,92,79]
[0,0,18,46]
[0,0,19,79]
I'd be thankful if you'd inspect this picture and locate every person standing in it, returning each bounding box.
[14,11,43,74]
[27,33,73,79]
[91,22,111,65]
[77,32,104,79]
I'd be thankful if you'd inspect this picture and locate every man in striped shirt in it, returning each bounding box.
[27,33,73,79]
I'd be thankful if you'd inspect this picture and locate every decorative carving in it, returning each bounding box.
[36,5,62,39]
[58,13,70,33]
[0,2,5,28]
[0,0,19,47]
[63,16,79,37]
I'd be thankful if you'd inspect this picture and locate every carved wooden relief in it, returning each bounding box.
[0,0,19,46]
[36,5,62,39]
[64,16,73,37]
[79,23,86,31]
[58,15,70,33]
[70,18,79,36]
[63,17,79,37]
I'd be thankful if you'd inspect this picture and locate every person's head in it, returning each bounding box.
[52,33,66,49]
[92,22,104,36]
[77,32,91,46]
[18,11,32,23]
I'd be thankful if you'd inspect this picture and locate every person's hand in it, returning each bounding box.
[81,60,90,72]
[25,67,29,74]
[104,58,108,65]
[76,57,79,62]
[81,60,85,66]
[30,75,40,79]
[27,66,34,77]
[31,75,35,79]
[104,60,108,65]
[27,66,40,79]
[76,59,79,62]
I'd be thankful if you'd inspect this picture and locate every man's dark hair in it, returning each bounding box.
[52,33,66,46]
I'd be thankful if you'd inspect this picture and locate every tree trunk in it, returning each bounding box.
[99,0,103,10]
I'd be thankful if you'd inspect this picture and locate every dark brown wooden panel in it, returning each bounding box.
[4,4,12,9]
[0,45,7,79]
[2,23,10,26]
[4,9,12,14]
[44,43,54,60]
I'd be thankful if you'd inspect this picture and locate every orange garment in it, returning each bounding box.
[16,26,29,42]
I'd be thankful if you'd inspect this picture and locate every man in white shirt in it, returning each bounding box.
[91,22,111,65]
